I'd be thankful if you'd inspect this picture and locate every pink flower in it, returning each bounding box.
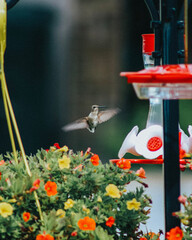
[178,195,187,206]
[179,164,186,172]
[136,167,146,178]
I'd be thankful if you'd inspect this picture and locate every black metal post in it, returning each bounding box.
[161,0,181,232]
[6,0,20,10]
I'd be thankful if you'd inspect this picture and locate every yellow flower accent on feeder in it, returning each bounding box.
[64,199,75,209]
[127,198,141,211]
[106,184,121,198]
[56,209,66,218]
[97,196,102,202]
[58,155,71,169]
[0,202,13,218]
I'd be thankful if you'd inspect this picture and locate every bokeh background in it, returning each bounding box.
[1,0,192,236]
[1,0,192,158]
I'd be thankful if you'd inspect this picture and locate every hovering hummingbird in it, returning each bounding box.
[62,105,120,133]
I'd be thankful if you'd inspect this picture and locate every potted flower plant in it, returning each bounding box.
[0,143,153,240]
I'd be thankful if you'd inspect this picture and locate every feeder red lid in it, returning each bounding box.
[142,34,155,55]
[121,64,192,83]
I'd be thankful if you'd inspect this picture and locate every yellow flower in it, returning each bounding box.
[64,199,75,209]
[127,198,141,211]
[58,145,69,152]
[50,146,56,152]
[8,199,17,203]
[106,184,120,198]
[82,205,90,214]
[181,218,189,225]
[0,202,13,217]
[0,196,4,201]
[58,155,71,169]
[56,209,66,218]
[97,196,102,202]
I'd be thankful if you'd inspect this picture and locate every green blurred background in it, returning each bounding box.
[0,0,192,162]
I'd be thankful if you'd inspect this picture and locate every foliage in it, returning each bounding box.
[164,154,192,240]
[0,144,152,240]
[172,194,192,240]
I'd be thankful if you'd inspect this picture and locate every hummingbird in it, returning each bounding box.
[62,105,120,133]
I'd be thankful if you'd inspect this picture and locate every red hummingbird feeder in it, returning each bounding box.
[121,64,192,99]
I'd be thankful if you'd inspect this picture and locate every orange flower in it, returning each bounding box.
[78,216,96,231]
[136,167,146,179]
[23,212,31,222]
[148,232,160,239]
[71,231,77,236]
[106,216,115,227]
[166,226,183,240]
[33,179,40,188]
[90,154,100,166]
[140,232,159,240]
[44,181,57,197]
[0,160,5,166]
[36,232,54,240]
[30,179,41,192]
[116,158,131,170]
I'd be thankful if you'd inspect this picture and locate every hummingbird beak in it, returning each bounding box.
[98,105,106,109]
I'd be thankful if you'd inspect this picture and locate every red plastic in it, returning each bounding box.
[121,64,192,83]
[142,34,155,55]
[110,159,187,165]
[147,137,163,151]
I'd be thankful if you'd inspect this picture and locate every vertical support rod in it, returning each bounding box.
[161,0,181,232]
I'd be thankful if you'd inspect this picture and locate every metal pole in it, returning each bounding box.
[160,0,181,232]
[6,0,20,10]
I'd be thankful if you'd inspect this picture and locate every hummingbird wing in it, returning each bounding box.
[62,118,88,132]
[98,108,120,124]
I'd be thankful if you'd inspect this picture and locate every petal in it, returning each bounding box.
[188,125,192,137]
[188,125,192,153]
[118,126,140,158]
[135,125,163,159]
[180,128,189,153]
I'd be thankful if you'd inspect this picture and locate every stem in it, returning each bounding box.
[2,70,32,176]
[2,71,44,221]
[1,73,18,163]
[0,41,18,162]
